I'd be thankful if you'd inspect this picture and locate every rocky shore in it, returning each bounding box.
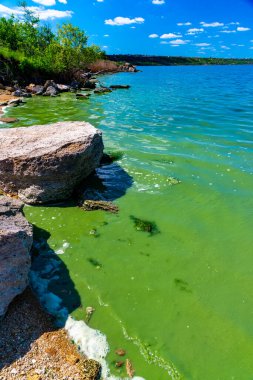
[0,120,105,379]
[0,288,100,380]
[0,60,136,106]
[0,65,138,378]
[0,121,104,204]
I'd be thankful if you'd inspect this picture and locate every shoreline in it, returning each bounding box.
[0,287,101,380]
[0,85,147,380]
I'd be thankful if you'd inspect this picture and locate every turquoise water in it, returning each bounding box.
[4,65,253,379]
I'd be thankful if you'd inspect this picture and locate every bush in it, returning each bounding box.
[0,2,104,79]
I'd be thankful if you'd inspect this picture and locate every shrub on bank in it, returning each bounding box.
[0,3,104,82]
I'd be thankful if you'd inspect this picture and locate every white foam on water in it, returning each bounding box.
[55,240,70,255]
[65,316,111,378]
[30,242,146,380]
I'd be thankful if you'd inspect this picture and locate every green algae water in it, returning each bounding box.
[3,65,253,379]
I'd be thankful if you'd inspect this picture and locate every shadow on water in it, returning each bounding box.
[0,225,82,371]
[0,159,133,373]
[78,161,133,202]
[30,225,82,325]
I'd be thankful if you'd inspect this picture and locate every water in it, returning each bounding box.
[3,65,253,379]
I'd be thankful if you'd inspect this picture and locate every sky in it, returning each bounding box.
[0,0,253,58]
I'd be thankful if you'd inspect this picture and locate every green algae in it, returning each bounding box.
[87,258,102,268]
[101,150,124,164]
[130,215,160,235]
[174,278,192,293]
[9,66,253,380]
[166,176,181,186]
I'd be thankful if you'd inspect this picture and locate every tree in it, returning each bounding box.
[57,23,88,50]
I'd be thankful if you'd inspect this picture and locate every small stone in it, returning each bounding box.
[76,93,90,99]
[0,117,19,123]
[27,375,42,380]
[86,306,95,323]
[115,348,126,356]
[66,354,80,365]
[94,87,112,94]
[115,361,124,368]
[110,85,130,89]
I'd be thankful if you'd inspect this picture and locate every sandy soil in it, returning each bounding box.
[0,288,101,380]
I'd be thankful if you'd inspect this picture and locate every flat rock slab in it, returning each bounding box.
[0,121,104,204]
[0,196,33,317]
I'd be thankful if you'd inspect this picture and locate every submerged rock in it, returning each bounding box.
[0,117,19,123]
[94,87,112,94]
[76,93,90,99]
[166,176,181,186]
[0,196,33,317]
[80,200,119,213]
[0,121,104,204]
[100,151,124,165]
[110,85,130,89]
[85,79,97,89]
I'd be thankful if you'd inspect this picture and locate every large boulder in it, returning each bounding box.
[0,122,104,204]
[0,196,33,317]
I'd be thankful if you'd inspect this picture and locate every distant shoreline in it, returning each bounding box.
[107,54,253,67]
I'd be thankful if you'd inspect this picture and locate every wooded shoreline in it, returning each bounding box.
[107,54,253,66]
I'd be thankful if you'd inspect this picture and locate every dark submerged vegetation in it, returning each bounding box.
[130,215,160,235]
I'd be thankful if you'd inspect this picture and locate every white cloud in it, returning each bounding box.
[170,39,188,45]
[105,16,144,26]
[187,28,204,34]
[97,0,104,2]
[104,34,109,37]
[221,30,236,34]
[160,33,182,39]
[161,39,188,46]
[221,45,230,50]
[0,4,72,19]
[177,22,191,26]
[200,22,224,27]
[152,0,165,4]
[195,43,210,46]
[32,0,55,5]
[32,0,68,5]
[237,27,250,32]
[0,4,22,16]
[149,33,159,38]
[29,6,72,19]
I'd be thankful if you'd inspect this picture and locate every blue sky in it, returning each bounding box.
[0,0,253,58]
